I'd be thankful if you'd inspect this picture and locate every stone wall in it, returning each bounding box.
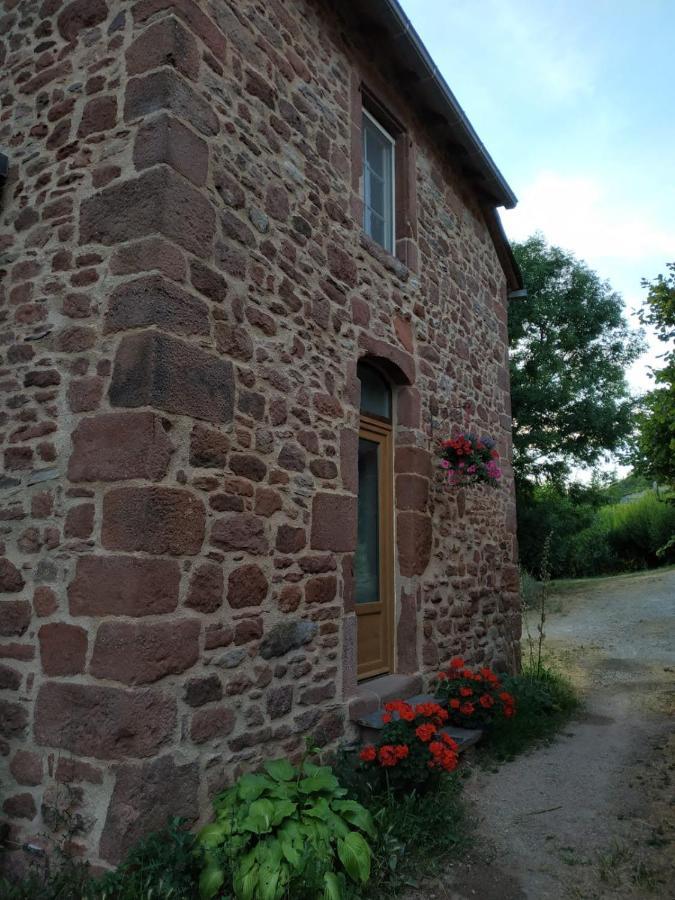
[0,0,520,871]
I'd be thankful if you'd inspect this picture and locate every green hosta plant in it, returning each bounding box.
[198,757,374,900]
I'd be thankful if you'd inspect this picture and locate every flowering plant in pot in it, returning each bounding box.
[358,700,459,793]
[439,432,501,487]
[432,658,516,728]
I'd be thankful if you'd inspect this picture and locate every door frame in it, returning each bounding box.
[356,413,395,680]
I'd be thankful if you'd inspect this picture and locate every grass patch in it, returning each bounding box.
[478,661,579,763]
[356,774,469,897]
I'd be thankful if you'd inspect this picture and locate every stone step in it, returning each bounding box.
[348,673,424,722]
[353,691,484,753]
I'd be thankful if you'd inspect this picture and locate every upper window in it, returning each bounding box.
[362,109,395,253]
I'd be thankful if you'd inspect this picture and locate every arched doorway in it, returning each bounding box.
[355,361,395,679]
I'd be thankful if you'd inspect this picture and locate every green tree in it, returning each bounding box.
[509,234,645,482]
[633,262,675,486]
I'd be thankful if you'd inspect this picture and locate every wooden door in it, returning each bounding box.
[355,414,394,679]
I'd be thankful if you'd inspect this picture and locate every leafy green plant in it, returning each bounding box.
[481,661,578,761]
[90,817,201,899]
[197,757,375,900]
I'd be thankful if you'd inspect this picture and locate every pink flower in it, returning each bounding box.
[441,459,450,469]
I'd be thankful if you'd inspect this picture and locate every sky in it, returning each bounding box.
[399,0,675,403]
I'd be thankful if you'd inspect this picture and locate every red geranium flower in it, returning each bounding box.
[415,723,437,742]
[359,745,376,762]
[459,702,475,716]
[459,686,473,698]
[450,657,464,670]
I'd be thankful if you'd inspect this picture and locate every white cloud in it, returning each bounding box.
[503,171,675,262]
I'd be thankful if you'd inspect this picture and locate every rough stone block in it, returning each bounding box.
[34,682,176,759]
[310,493,357,552]
[134,114,208,186]
[39,623,87,676]
[185,562,223,613]
[69,411,174,482]
[80,167,215,258]
[90,619,200,684]
[126,17,200,81]
[397,511,432,577]
[227,565,268,608]
[109,331,235,425]
[124,69,218,136]
[105,274,209,336]
[102,487,206,555]
[99,755,199,863]
[68,556,180,616]
[211,514,268,554]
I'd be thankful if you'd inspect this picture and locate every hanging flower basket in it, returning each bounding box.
[439,432,501,487]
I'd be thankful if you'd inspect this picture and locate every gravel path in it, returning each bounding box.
[416,568,675,899]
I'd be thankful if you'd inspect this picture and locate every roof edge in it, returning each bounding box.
[349,0,518,210]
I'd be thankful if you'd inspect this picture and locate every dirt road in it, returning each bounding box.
[423,568,675,899]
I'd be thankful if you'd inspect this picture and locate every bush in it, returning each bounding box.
[91,817,201,899]
[356,701,458,793]
[433,658,515,728]
[481,662,579,761]
[197,757,375,900]
[598,492,675,569]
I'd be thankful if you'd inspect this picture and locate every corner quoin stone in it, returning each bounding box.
[34,682,176,760]
[109,331,235,425]
[79,166,215,258]
[68,556,181,616]
[68,411,174,482]
[102,486,206,556]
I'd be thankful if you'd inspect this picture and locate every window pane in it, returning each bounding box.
[355,437,380,604]
[358,362,391,419]
[362,113,393,252]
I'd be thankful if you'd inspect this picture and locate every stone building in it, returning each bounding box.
[0,0,522,870]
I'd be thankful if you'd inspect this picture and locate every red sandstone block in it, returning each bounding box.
[68,411,174,482]
[395,474,429,512]
[310,493,357,552]
[78,95,117,136]
[35,682,176,759]
[67,376,104,412]
[80,167,215,258]
[394,446,432,478]
[89,619,199,685]
[99,755,199,864]
[190,705,235,744]
[210,514,268,555]
[124,69,218,136]
[189,423,229,468]
[126,16,200,81]
[57,0,108,43]
[33,586,57,617]
[185,562,223,613]
[56,758,104,785]
[0,600,30,636]
[0,664,21,690]
[133,0,227,59]
[305,576,337,605]
[68,555,180,616]
[275,524,306,554]
[102,486,206,556]
[227,564,268,609]
[0,560,25,594]
[10,749,43,786]
[39,623,87,676]
[134,114,208,186]
[0,699,29,738]
[397,511,432,577]
[2,793,36,820]
[64,503,94,539]
[109,331,235,425]
[110,236,187,281]
[104,274,209,336]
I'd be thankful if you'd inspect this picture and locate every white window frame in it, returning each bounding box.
[362,108,396,254]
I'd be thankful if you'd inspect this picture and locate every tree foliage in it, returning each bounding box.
[509,234,645,482]
[632,263,675,486]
